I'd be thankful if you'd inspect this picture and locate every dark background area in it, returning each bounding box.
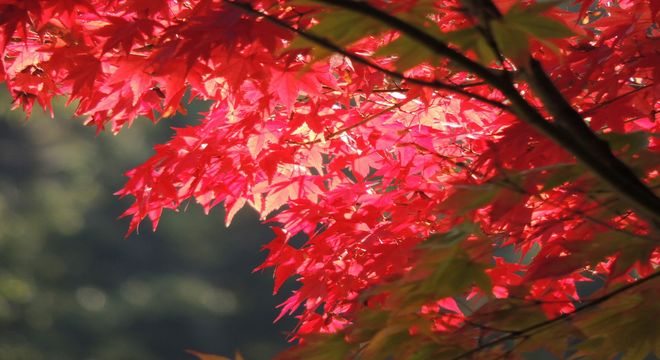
[0,90,295,360]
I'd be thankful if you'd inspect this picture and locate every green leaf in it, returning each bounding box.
[503,1,574,41]
[375,37,436,71]
[441,27,496,65]
[481,1,574,65]
[491,20,530,64]
[471,298,547,332]
[598,131,660,178]
[441,27,479,48]
[360,323,410,360]
[397,0,441,28]
[574,290,659,360]
[403,247,492,307]
[289,9,384,60]
[541,163,584,191]
[407,345,435,360]
[517,320,576,357]
[508,15,574,39]
[600,233,657,279]
[423,221,482,249]
[508,0,567,16]
[601,131,651,154]
[439,184,500,214]
[527,232,652,281]
[287,334,353,360]
[351,309,390,343]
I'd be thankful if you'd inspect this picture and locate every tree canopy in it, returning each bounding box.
[1,0,659,359]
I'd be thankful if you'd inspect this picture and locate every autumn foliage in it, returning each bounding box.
[1,0,659,358]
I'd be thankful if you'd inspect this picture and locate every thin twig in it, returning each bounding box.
[226,1,508,110]
[291,99,412,145]
[450,270,660,360]
[315,0,505,86]
[581,84,652,116]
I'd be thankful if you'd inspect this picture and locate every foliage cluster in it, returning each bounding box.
[1,0,658,359]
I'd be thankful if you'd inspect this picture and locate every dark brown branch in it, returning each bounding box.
[459,0,660,227]
[524,59,660,225]
[312,0,660,228]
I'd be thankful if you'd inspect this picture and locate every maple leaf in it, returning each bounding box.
[95,16,160,54]
[70,63,101,95]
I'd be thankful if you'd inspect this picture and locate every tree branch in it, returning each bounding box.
[232,0,660,228]
[311,0,660,228]
[581,84,651,117]
[226,1,508,110]
[315,0,506,86]
[524,59,660,226]
[289,99,412,145]
[450,270,660,360]
[457,0,660,227]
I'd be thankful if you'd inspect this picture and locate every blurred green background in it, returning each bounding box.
[0,90,295,360]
